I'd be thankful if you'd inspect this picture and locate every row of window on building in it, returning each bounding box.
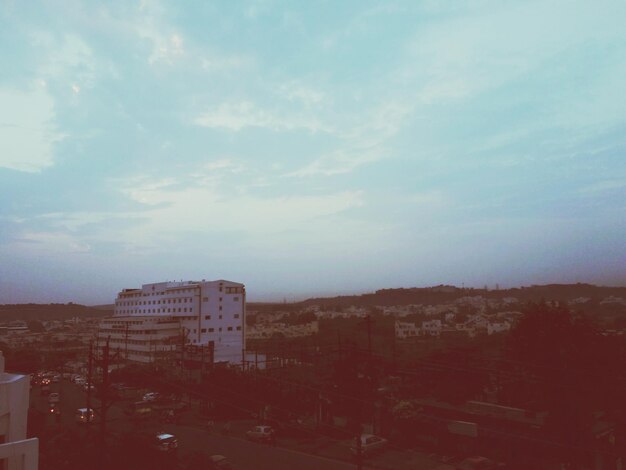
[118,297,195,306]
[97,337,177,346]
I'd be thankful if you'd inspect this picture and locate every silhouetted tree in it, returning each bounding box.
[505,302,625,467]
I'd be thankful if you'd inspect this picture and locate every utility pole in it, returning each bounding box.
[124,323,129,362]
[355,424,363,470]
[392,328,397,371]
[337,330,342,361]
[100,336,111,439]
[87,341,93,423]
[365,315,372,358]
[180,327,186,380]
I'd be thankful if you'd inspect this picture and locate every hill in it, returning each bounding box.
[248,283,626,311]
[0,303,113,322]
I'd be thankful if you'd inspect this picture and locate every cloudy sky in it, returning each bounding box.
[1,0,625,304]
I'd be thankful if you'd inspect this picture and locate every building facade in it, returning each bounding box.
[0,352,39,470]
[105,279,245,364]
[97,316,180,363]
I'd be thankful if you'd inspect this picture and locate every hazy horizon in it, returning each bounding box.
[2,279,625,307]
[1,1,625,305]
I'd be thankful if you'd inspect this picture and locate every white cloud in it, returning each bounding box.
[32,32,100,91]
[286,147,385,177]
[279,82,326,108]
[120,180,364,234]
[578,179,626,195]
[201,55,251,72]
[287,100,416,177]
[404,1,626,105]
[408,190,448,207]
[194,101,331,133]
[8,231,91,254]
[0,85,62,172]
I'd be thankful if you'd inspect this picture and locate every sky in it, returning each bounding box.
[1,0,625,305]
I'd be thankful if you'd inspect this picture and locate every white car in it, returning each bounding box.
[350,434,388,457]
[143,392,159,402]
[245,425,275,443]
[154,433,178,452]
[48,392,60,404]
[74,377,86,386]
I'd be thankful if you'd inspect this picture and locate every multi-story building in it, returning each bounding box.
[0,351,39,470]
[97,316,180,363]
[102,279,245,364]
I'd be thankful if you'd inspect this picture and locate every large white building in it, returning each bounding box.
[0,352,39,470]
[101,279,245,365]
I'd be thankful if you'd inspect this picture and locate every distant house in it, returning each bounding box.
[247,321,319,340]
[421,319,443,337]
[487,321,511,335]
[395,321,420,338]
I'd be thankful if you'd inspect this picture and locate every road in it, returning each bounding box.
[30,379,443,470]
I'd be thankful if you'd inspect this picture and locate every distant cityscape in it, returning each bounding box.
[1,281,625,470]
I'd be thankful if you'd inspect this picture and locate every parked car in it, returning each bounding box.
[48,392,60,404]
[153,433,178,452]
[143,392,160,402]
[456,456,506,470]
[83,383,96,393]
[245,425,275,443]
[75,408,95,424]
[74,377,86,386]
[350,434,388,458]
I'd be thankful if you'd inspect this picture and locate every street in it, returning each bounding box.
[30,379,443,470]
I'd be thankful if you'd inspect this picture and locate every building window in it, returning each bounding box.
[209,328,214,332]
[219,306,222,311]
[234,314,239,319]
[227,327,233,331]
[201,328,206,333]
[218,327,222,332]
[203,297,208,302]
[205,315,211,320]
[218,315,222,320]
[233,296,239,301]
[236,326,242,331]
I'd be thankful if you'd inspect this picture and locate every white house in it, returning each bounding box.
[421,319,443,337]
[0,352,39,470]
[395,321,420,338]
[487,321,511,335]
